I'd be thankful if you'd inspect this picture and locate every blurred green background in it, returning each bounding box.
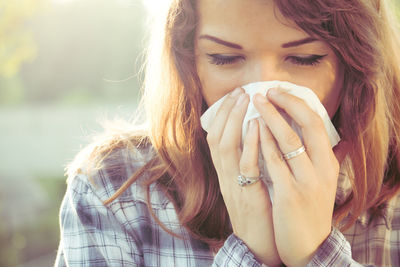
[0,0,146,266]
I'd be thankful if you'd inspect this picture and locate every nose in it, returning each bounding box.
[243,57,290,84]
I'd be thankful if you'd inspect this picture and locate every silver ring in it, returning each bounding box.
[282,145,306,160]
[237,174,261,187]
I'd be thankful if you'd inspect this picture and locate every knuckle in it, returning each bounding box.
[306,112,324,129]
[284,131,301,147]
[217,98,235,114]
[239,161,259,176]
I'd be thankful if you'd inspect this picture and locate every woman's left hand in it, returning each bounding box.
[253,88,341,267]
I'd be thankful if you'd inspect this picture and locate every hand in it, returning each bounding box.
[253,88,342,267]
[206,87,281,266]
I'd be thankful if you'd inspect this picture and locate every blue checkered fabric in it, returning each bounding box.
[54,145,399,266]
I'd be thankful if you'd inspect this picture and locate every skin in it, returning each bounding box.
[195,0,343,117]
[195,0,346,266]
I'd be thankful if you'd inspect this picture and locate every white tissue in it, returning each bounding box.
[200,81,341,201]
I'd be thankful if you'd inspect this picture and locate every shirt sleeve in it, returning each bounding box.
[307,227,372,267]
[213,234,262,267]
[55,174,144,267]
[213,228,374,267]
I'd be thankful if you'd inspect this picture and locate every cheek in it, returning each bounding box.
[309,71,342,118]
[302,57,343,118]
[197,59,240,106]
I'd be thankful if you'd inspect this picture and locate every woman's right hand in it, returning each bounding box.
[206,87,281,267]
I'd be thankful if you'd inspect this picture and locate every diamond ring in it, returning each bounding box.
[237,174,261,187]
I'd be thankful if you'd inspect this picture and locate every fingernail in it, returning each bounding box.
[230,87,242,97]
[268,87,282,97]
[254,93,267,103]
[235,93,247,106]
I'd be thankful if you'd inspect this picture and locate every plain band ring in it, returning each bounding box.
[237,174,261,187]
[282,145,306,160]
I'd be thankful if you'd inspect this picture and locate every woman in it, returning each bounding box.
[55,0,400,266]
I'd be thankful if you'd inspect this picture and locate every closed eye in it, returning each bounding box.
[206,54,328,66]
[206,54,244,65]
[287,54,328,66]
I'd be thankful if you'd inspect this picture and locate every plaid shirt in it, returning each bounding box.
[55,145,400,266]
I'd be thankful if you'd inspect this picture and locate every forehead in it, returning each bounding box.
[196,0,310,48]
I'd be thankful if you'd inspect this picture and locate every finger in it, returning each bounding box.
[206,87,243,170]
[254,93,313,181]
[206,87,244,146]
[258,117,295,192]
[240,119,271,206]
[219,93,250,176]
[240,119,261,178]
[266,88,332,165]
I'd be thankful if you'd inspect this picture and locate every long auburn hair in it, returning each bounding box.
[68,0,400,249]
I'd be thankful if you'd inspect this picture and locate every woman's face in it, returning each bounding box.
[195,0,343,118]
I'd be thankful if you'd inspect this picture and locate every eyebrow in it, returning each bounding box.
[281,37,317,48]
[198,35,243,49]
[198,35,318,49]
